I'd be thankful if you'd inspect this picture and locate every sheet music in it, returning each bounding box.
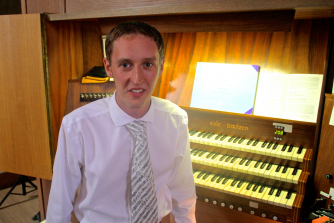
[254,73,323,123]
[190,62,259,114]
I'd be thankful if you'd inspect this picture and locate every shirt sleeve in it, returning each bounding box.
[46,121,83,223]
[167,114,196,222]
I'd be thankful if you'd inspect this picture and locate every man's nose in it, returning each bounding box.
[130,66,143,84]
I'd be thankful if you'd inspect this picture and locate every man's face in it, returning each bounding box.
[103,34,164,118]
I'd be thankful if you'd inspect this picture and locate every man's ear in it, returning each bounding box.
[103,57,114,78]
[159,57,165,77]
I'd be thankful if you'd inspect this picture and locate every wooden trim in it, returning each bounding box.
[98,10,295,34]
[48,2,334,21]
[20,0,27,14]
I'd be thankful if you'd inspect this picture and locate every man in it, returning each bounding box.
[46,21,196,222]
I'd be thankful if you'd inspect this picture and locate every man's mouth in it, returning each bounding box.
[130,89,144,93]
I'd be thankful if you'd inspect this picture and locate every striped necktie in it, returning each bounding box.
[125,120,158,223]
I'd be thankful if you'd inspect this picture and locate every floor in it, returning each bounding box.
[0,178,40,223]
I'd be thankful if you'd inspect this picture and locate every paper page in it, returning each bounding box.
[330,105,334,126]
[283,74,323,123]
[253,73,289,118]
[190,62,259,114]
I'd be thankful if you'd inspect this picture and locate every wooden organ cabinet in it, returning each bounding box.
[0,1,333,222]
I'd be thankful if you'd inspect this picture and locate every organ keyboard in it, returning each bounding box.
[181,106,315,223]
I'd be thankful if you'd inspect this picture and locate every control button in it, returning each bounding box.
[229,204,234,209]
[238,207,243,212]
[326,174,333,179]
[221,202,226,207]
[205,198,209,203]
[262,213,267,218]
[213,200,217,205]
[273,216,278,221]
[250,210,255,215]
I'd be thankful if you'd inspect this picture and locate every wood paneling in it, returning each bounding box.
[64,0,334,19]
[98,10,295,34]
[0,14,52,180]
[313,94,334,208]
[46,20,83,152]
[157,19,330,107]
[25,0,65,14]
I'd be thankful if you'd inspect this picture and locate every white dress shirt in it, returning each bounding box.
[46,94,196,223]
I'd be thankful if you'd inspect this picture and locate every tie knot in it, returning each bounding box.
[125,120,146,138]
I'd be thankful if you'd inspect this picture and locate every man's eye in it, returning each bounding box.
[121,63,130,68]
[144,62,153,67]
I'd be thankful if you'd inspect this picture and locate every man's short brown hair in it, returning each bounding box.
[105,21,164,63]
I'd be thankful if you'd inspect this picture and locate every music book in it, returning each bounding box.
[253,73,323,123]
[190,62,259,114]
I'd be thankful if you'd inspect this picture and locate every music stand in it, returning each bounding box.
[0,175,37,207]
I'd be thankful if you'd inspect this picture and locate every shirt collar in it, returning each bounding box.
[109,92,155,127]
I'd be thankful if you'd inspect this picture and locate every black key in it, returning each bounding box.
[219,155,228,161]
[189,130,198,136]
[230,157,238,163]
[228,136,236,142]
[211,154,219,160]
[254,161,262,168]
[246,183,254,190]
[239,158,247,165]
[202,173,210,180]
[246,139,254,145]
[215,134,223,140]
[202,132,210,138]
[281,145,288,152]
[224,156,233,163]
[297,146,304,154]
[286,190,292,199]
[233,137,241,143]
[288,145,294,152]
[197,171,206,178]
[193,150,202,156]
[238,138,246,144]
[222,177,230,185]
[275,165,282,172]
[282,166,288,173]
[275,188,282,197]
[266,163,273,170]
[206,133,215,139]
[211,174,220,182]
[206,152,215,159]
[216,176,224,184]
[259,186,266,193]
[252,140,260,146]
[272,143,279,150]
[197,132,206,137]
[292,168,298,175]
[231,179,239,187]
[268,187,275,195]
[220,135,228,141]
[252,184,259,192]
[260,162,267,169]
[198,151,207,157]
[245,159,253,166]
[237,181,245,188]
[267,142,273,149]
[190,149,198,154]
[261,141,268,148]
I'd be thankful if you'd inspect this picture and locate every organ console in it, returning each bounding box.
[182,106,315,223]
[65,79,315,222]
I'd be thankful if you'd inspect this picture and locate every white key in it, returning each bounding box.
[225,136,237,149]
[198,151,211,164]
[297,147,307,162]
[276,144,287,158]
[268,188,278,205]
[218,178,233,192]
[219,156,234,169]
[256,185,269,201]
[216,135,230,148]
[202,132,216,145]
[270,143,282,157]
[194,171,206,184]
[250,140,261,153]
[207,174,221,188]
[199,173,214,185]
[212,134,226,147]
[234,181,247,196]
[286,146,298,160]
[239,182,251,198]
[263,163,275,179]
[274,165,284,180]
[206,153,219,166]
[212,154,225,166]
[230,137,242,150]
[268,164,278,179]
[291,168,302,184]
[278,190,289,207]
[229,157,241,171]
[250,184,261,200]
[206,134,220,145]
[258,162,269,177]
[236,158,248,172]
[280,166,292,182]
[244,160,257,174]
[244,183,256,198]
[252,161,263,176]
[227,179,240,194]
[264,142,275,156]
[273,189,284,206]
[258,141,269,155]
[280,145,290,159]
[262,186,273,203]
[237,138,248,151]
[212,176,225,190]
[244,139,255,153]
[285,192,297,209]
[189,130,199,142]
